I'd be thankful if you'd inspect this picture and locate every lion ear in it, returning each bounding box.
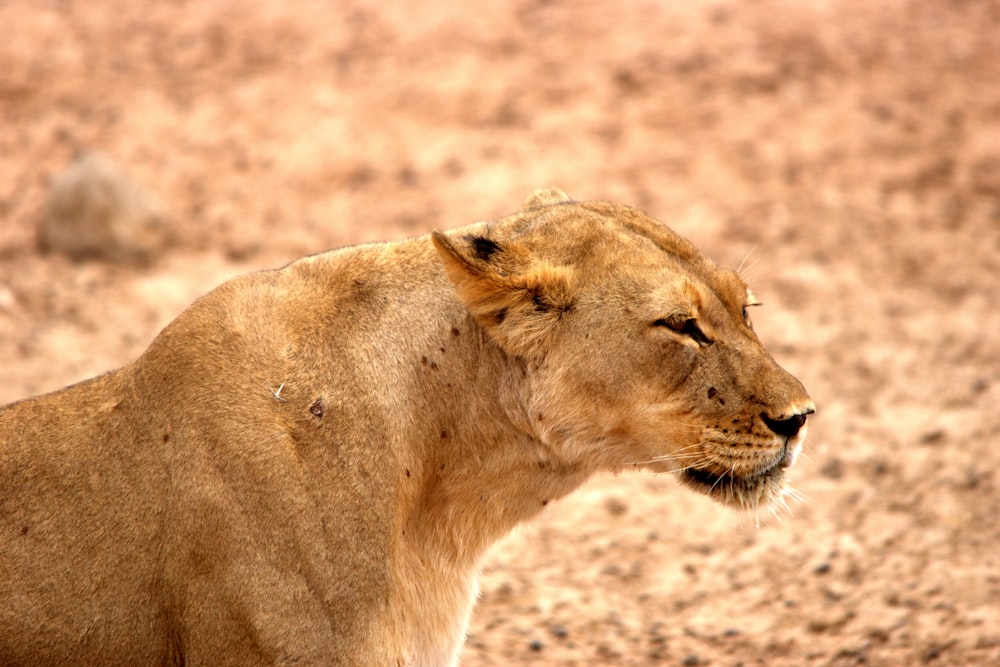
[522,187,572,211]
[431,230,576,358]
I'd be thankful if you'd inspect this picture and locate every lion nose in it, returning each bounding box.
[762,408,814,439]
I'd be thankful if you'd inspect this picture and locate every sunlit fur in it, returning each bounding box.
[0,188,812,666]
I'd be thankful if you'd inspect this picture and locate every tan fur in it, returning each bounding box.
[0,190,813,666]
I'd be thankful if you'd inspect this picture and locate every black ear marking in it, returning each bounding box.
[468,235,502,261]
[432,228,577,358]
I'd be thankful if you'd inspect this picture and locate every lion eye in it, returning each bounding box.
[654,317,712,346]
[743,302,762,329]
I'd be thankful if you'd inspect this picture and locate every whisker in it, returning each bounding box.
[774,490,793,518]
[768,503,785,524]
[668,458,715,473]
[783,486,810,504]
[628,454,711,469]
[709,469,729,494]
[629,442,706,463]
[737,246,758,278]
[628,452,715,471]
[640,454,702,465]
[645,445,706,459]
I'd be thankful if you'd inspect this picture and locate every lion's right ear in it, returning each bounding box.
[431,230,576,358]
[522,187,571,211]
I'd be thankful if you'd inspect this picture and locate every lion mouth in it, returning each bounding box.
[679,449,789,507]
[681,460,782,491]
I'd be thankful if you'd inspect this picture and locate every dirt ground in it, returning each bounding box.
[2,0,999,665]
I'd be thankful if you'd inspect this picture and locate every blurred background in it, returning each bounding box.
[1,0,998,664]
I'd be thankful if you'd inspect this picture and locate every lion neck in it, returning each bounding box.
[400,319,592,569]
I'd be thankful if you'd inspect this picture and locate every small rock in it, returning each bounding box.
[919,429,946,445]
[820,457,844,479]
[814,562,833,575]
[604,496,628,516]
[528,639,544,652]
[38,152,172,263]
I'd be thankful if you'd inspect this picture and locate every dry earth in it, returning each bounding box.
[1,0,999,665]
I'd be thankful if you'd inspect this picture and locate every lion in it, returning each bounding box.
[0,189,813,666]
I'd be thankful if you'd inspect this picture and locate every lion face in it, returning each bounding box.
[433,190,814,511]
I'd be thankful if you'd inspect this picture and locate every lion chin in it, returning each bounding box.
[681,463,788,510]
[680,431,808,512]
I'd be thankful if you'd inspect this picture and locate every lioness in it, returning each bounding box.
[0,189,813,666]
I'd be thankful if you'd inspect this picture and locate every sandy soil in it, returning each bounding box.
[1,0,999,665]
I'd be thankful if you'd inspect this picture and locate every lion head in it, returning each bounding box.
[433,188,814,511]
